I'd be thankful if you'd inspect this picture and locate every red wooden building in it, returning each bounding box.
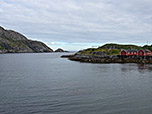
[126,50,137,56]
[138,50,144,56]
[138,49,151,56]
[120,50,127,56]
[120,49,151,56]
[145,50,152,56]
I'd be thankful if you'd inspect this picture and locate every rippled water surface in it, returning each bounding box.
[0,53,152,114]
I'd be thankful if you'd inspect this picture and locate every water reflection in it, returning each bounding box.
[121,64,152,73]
[137,64,152,73]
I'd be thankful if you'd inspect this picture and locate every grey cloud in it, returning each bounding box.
[0,0,152,49]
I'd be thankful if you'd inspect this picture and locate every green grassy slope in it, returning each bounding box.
[77,43,152,56]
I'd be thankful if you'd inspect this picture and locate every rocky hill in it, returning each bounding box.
[0,26,53,53]
[76,43,152,56]
[61,43,152,64]
[55,48,68,52]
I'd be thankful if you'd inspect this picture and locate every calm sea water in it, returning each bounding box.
[0,53,152,114]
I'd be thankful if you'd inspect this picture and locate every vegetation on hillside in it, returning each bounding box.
[77,43,152,56]
[99,43,142,50]
[143,45,152,51]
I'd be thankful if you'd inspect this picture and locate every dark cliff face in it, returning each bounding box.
[0,26,53,53]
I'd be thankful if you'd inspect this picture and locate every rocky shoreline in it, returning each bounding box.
[61,54,152,64]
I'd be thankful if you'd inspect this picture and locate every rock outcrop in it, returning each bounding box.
[55,48,68,52]
[61,43,152,64]
[0,26,53,53]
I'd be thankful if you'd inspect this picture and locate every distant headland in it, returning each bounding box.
[0,26,68,53]
[55,48,68,52]
[0,26,54,53]
[61,43,152,64]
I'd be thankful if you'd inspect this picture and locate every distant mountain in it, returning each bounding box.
[55,48,68,52]
[0,26,53,53]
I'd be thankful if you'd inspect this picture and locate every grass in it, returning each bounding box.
[77,43,152,56]
[0,45,4,50]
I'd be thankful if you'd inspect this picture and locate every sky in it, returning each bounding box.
[0,0,152,51]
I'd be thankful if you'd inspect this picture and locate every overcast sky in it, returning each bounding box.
[0,0,152,51]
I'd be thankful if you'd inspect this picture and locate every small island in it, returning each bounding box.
[61,43,152,64]
[54,48,68,52]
